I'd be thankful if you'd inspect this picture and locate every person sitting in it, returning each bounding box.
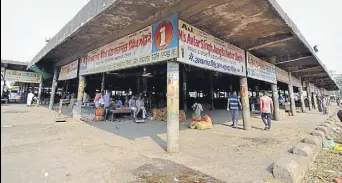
[116,98,123,108]
[124,96,129,107]
[136,96,146,119]
[128,96,137,118]
[279,95,285,105]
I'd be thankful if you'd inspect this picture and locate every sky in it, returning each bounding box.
[1,0,341,73]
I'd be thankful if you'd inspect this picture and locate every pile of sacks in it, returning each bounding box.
[179,110,187,121]
[152,108,167,121]
[152,109,187,122]
[189,114,213,130]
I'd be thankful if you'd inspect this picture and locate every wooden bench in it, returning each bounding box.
[110,108,132,122]
[1,99,8,104]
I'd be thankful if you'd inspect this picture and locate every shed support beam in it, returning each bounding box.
[248,36,294,51]
[276,56,313,65]
[37,76,43,105]
[183,69,187,113]
[271,83,280,121]
[306,82,313,111]
[210,72,214,110]
[49,67,58,110]
[298,78,305,113]
[167,61,179,153]
[291,66,321,73]
[240,76,251,130]
[288,72,296,116]
[313,93,318,110]
[101,72,106,93]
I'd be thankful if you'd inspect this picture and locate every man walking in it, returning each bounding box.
[260,91,274,130]
[227,91,241,128]
[26,91,35,107]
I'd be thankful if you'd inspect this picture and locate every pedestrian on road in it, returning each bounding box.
[260,91,274,130]
[227,91,241,128]
[322,96,327,115]
[337,110,342,122]
[26,91,35,107]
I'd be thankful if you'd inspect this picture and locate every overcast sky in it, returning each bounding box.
[1,0,341,73]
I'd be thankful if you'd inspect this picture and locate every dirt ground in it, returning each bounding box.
[1,104,332,183]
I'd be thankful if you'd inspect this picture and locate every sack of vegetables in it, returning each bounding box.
[189,114,213,130]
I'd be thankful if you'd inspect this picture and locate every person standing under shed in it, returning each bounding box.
[260,91,274,131]
[104,91,113,120]
[27,91,35,107]
[227,91,241,128]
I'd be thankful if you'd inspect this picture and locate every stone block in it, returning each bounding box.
[312,130,325,139]
[322,123,330,128]
[303,135,322,149]
[292,142,318,162]
[324,121,334,125]
[273,154,309,183]
[316,126,328,135]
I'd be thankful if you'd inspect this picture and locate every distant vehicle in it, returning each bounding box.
[8,91,21,102]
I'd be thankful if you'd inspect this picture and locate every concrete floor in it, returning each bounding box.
[1,104,329,183]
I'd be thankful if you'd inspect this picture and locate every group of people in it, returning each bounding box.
[128,95,146,119]
[228,91,274,130]
[92,91,147,121]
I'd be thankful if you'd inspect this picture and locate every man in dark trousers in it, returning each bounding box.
[337,110,342,122]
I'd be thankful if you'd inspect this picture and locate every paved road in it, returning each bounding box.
[1,104,329,183]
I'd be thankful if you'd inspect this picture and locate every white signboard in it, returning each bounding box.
[4,69,42,83]
[58,60,78,80]
[291,76,301,87]
[178,20,246,76]
[80,14,179,76]
[247,53,276,84]
[80,26,153,75]
[276,67,290,84]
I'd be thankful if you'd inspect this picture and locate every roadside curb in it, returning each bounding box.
[272,107,340,183]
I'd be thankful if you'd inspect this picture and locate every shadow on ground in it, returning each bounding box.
[133,158,225,183]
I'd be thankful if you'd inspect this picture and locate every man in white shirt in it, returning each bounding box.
[129,96,137,118]
[136,96,146,119]
[27,91,35,107]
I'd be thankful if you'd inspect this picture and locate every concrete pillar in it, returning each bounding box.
[288,72,296,116]
[26,83,29,93]
[166,62,179,153]
[65,82,69,94]
[76,75,86,106]
[313,93,318,110]
[49,67,58,110]
[271,83,280,121]
[1,67,5,97]
[37,76,43,105]
[298,78,305,113]
[1,81,4,97]
[101,72,105,93]
[240,76,251,130]
[210,72,214,110]
[306,82,312,110]
[30,84,34,93]
[183,70,187,113]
